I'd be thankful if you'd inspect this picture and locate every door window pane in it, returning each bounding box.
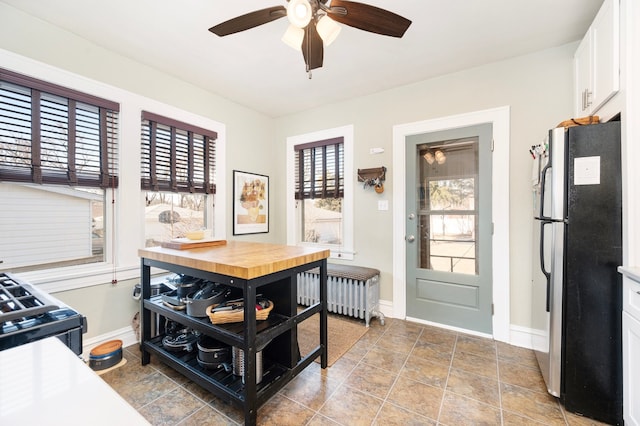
[418,139,479,275]
[424,214,476,273]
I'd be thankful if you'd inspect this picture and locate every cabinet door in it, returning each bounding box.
[590,0,620,113]
[573,0,620,116]
[623,312,640,426]
[574,35,591,117]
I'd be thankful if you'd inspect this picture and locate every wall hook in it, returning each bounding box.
[357,166,386,193]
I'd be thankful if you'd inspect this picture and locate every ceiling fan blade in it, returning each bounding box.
[327,0,411,38]
[302,21,324,71]
[209,6,287,36]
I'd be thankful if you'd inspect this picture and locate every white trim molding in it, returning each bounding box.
[392,106,511,343]
[509,324,539,350]
[81,326,138,360]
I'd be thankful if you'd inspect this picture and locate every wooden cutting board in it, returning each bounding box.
[160,239,227,250]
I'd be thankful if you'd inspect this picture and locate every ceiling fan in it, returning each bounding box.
[208,0,411,76]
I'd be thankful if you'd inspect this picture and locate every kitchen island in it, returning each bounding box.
[138,241,329,426]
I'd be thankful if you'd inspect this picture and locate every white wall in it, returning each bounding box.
[1,2,589,337]
[0,3,281,341]
[274,44,577,330]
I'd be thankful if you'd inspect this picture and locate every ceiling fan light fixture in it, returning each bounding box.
[287,0,313,28]
[208,1,412,75]
[316,15,341,46]
[282,24,304,51]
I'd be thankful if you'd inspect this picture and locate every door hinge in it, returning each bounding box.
[491,138,495,152]
[491,222,494,235]
[492,303,495,315]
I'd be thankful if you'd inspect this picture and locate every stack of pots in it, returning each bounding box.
[197,335,231,371]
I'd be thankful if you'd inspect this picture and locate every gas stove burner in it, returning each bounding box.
[0,273,86,354]
[0,274,59,323]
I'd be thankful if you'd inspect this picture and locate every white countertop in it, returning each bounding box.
[0,337,149,425]
[619,266,640,282]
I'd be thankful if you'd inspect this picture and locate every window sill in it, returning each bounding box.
[296,243,355,261]
[330,250,355,261]
[17,263,140,293]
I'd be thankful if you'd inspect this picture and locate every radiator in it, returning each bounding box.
[297,265,384,327]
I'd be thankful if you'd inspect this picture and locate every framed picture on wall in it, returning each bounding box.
[233,170,269,235]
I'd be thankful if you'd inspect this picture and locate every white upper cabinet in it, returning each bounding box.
[574,0,620,117]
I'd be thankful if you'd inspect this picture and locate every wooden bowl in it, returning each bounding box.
[185,230,205,240]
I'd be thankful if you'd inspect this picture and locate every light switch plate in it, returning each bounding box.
[378,200,389,211]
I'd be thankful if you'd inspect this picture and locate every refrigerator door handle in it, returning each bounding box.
[540,220,552,312]
[537,158,552,220]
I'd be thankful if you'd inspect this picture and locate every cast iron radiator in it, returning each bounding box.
[297,264,384,327]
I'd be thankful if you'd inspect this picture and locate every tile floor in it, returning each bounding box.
[100,317,611,425]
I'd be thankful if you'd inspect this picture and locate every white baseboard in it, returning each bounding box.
[378,299,393,320]
[81,326,138,360]
[508,324,538,349]
[380,299,539,350]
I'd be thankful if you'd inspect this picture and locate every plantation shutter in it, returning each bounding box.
[0,68,119,188]
[140,111,217,194]
[294,137,344,200]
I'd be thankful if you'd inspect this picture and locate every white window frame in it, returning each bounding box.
[1,49,226,293]
[286,125,354,260]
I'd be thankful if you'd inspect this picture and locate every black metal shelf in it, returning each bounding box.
[143,335,290,407]
[139,250,328,426]
[143,295,297,350]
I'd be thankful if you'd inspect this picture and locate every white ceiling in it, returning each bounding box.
[2,0,603,117]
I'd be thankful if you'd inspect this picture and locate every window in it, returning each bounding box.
[0,68,118,273]
[140,111,217,246]
[287,126,354,259]
[0,54,226,291]
[295,138,344,245]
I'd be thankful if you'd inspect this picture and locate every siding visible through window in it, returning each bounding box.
[0,68,119,273]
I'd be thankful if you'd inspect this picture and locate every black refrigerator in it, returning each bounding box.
[531,120,623,424]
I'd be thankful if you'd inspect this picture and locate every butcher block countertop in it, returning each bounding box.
[139,241,330,280]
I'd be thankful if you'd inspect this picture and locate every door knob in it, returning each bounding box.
[406,235,415,243]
